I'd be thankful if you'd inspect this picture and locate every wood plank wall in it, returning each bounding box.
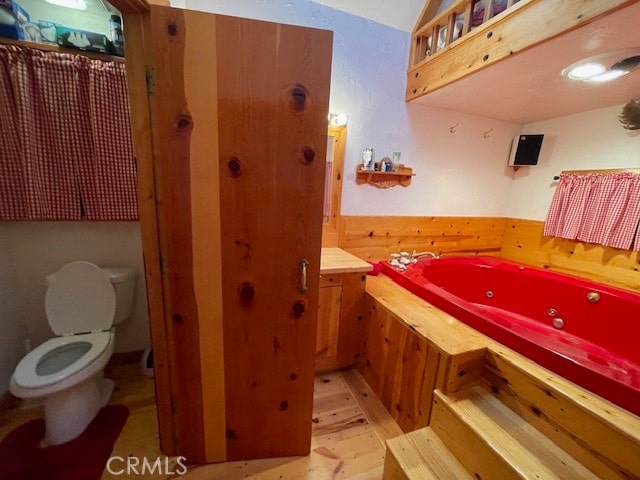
[337,215,639,291]
[338,216,506,261]
[501,218,640,291]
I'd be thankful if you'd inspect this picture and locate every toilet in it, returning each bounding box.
[10,261,136,446]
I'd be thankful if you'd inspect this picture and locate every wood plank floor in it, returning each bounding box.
[0,365,402,479]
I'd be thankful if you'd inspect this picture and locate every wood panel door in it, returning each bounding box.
[216,16,332,460]
[124,5,332,463]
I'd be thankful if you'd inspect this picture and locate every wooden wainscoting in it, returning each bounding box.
[338,216,506,261]
[501,218,640,291]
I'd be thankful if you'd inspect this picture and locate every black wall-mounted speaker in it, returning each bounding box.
[508,134,544,166]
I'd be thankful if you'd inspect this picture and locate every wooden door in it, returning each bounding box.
[216,16,332,460]
[123,5,332,463]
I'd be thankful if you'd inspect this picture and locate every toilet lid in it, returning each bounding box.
[45,261,116,335]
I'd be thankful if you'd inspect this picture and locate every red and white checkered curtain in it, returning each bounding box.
[544,172,640,251]
[0,45,138,220]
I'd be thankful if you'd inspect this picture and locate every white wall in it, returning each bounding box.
[0,221,150,394]
[0,225,25,396]
[506,105,640,221]
[181,0,522,217]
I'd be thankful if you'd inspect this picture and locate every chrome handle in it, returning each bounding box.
[299,259,309,293]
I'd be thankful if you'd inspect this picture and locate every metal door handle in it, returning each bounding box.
[299,259,309,293]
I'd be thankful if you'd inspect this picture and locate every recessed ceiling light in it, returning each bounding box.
[562,49,640,84]
[586,70,629,83]
[566,63,605,80]
[45,0,87,10]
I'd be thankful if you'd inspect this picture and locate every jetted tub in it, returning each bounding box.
[380,256,640,416]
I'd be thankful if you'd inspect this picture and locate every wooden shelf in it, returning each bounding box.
[0,38,125,63]
[407,0,629,101]
[356,164,415,188]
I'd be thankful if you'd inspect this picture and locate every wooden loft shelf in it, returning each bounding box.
[406,0,634,101]
[0,38,125,63]
[356,165,415,188]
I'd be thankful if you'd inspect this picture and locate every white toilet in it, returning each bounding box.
[10,261,136,446]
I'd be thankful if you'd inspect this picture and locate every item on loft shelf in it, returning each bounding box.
[38,21,56,44]
[452,17,464,41]
[0,0,18,39]
[10,1,29,40]
[392,151,401,172]
[21,21,41,42]
[362,147,374,171]
[55,25,108,53]
[108,14,124,56]
[437,25,447,51]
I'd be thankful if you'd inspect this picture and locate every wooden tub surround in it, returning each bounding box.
[359,275,487,432]
[364,275,640,479]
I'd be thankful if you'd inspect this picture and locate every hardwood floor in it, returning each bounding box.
[0,365,402,479]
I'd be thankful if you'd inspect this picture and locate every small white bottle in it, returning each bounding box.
[362,147,374,170]
[392,152,401,172]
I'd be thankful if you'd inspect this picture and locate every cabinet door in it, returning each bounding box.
[316,285,342,361]
[126,5,332,463]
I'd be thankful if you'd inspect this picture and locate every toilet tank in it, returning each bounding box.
[101,267,136,324]
[46,266,136,325]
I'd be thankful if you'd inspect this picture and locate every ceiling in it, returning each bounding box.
[310,0,425,31]
[311,1,639,124]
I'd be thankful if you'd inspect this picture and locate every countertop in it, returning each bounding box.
[320,248,373,275]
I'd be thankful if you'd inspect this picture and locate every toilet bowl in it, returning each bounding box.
[10,261,135,446]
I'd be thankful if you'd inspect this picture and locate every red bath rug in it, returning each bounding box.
[0,404,129,480]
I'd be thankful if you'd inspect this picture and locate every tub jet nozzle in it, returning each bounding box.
[586,292,600,303]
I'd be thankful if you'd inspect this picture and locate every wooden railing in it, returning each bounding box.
[407,0,635,101]
[410,0,521,68]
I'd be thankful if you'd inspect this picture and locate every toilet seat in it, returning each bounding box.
[12,331,111,389]
[45,261,116,335]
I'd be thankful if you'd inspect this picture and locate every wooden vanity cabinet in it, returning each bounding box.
[316,272,368,372]
[316,248,372,372]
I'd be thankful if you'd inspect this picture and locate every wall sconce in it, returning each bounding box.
[328,113,348,126]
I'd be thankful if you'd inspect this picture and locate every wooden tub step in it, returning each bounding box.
[382,427,473,480]
[430,385,599,480]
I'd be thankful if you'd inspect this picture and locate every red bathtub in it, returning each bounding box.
[380,256,640,416]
